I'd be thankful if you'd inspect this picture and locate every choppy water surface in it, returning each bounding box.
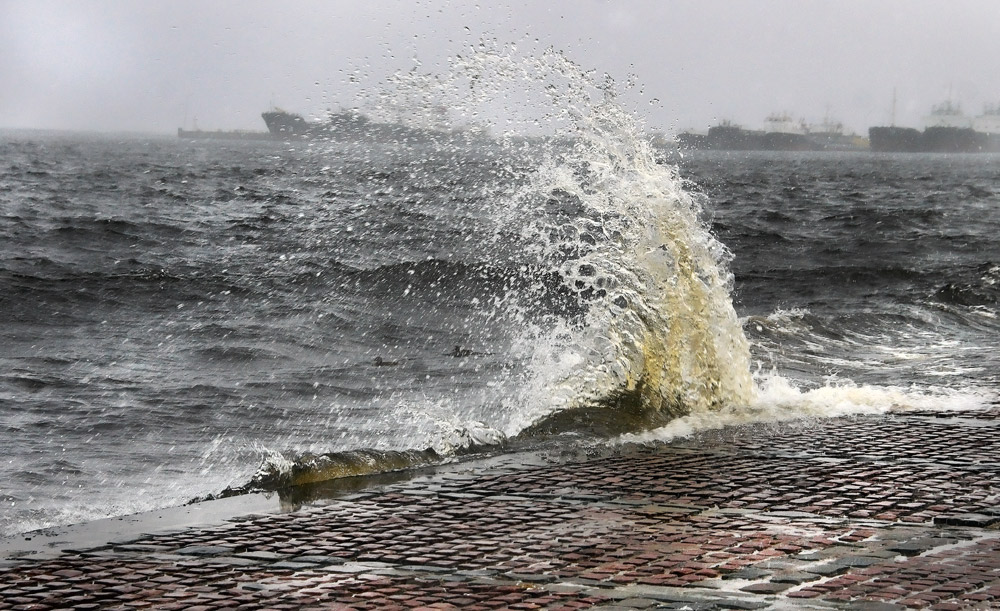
[2,58,999,534]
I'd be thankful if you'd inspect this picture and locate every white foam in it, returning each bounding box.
[622,373,994,445]
[443,47,755,425]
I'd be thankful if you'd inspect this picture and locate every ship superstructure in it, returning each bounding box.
[922,100,972,128]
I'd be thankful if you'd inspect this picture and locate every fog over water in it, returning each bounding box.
[2,0,999,135]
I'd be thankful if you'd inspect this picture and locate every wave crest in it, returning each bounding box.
[463,49,755,425]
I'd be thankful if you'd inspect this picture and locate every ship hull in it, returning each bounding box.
[259,109,481,145]
[869,125,991,153]
[261,111,312,136]
[678,124,826,152]
[676,122,867,152]
[922,126,988,153]
[868,126,922,152]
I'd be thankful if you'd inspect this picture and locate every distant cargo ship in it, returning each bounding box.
[676,114,866,152]
[261,108,373,138]
[261,107,488,143]
[868,101,1000,153]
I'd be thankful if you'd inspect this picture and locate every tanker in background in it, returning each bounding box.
[869,101,1000,153]
[261,107,489,143]
[676,114,867,152]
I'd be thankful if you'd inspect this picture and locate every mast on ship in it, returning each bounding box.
[890,88,897,127]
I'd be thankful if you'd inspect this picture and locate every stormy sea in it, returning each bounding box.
[2,53,998,536]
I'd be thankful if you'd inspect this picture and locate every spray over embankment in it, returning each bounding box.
[227,48,761,494]
[460,48,755,433]
[231,49,996,499]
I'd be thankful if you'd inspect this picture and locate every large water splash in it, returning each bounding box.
[227,47,998,498]
[433,46,757,428]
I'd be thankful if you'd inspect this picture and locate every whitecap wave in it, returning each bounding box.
[622,374,994,445]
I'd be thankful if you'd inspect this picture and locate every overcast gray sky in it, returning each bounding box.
[2,0,999,135]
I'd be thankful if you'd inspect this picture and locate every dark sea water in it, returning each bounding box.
[3,89,1000,535]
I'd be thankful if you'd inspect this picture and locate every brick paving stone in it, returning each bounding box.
[2,410,1000,609]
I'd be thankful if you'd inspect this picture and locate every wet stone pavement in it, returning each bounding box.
[2,406,1000,610]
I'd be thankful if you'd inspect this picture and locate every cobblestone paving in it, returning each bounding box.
[1,406,999,610]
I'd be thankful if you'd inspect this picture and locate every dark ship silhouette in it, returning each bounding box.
[676,114,865,152]
[869,101,1000,153]
[676,101,1000,154]
[260,107,487,143]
